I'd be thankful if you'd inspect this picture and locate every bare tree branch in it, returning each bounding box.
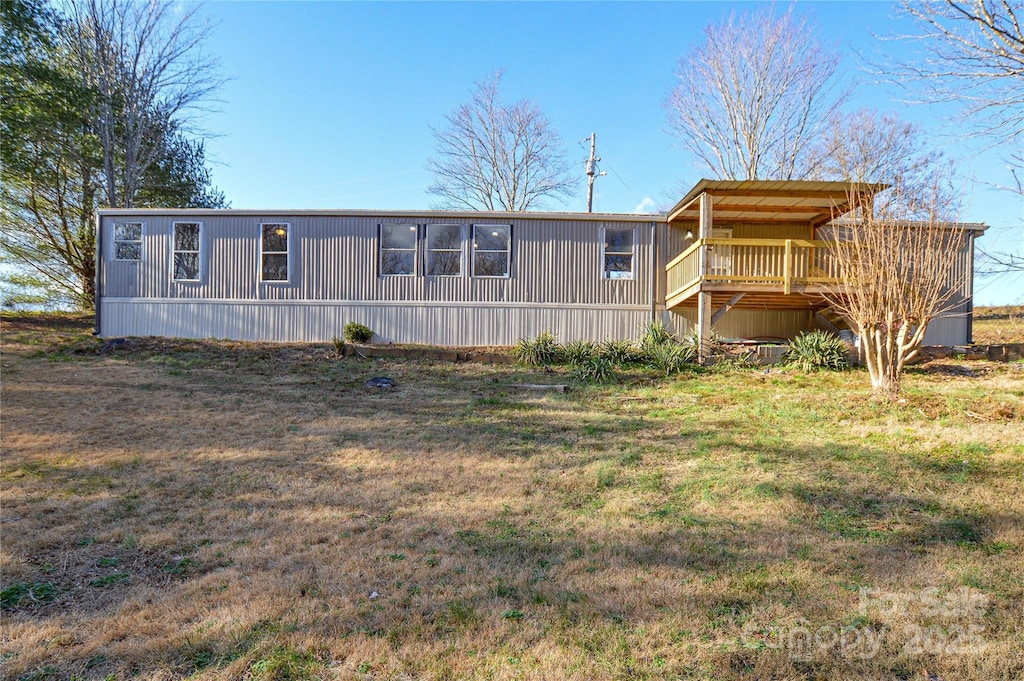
[891,0,1024,144]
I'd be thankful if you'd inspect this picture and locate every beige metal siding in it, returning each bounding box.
[99,300,651,345]
[98,213,661,344]
[667,309,811,340]
[101,215,656,305]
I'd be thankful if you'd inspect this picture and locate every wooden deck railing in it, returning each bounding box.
[666,238,841,304]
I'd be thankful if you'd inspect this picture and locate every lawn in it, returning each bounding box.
[1,314,1022,680]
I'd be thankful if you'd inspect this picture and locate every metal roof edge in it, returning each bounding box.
[95,207,667,223]
[829,217,989,233]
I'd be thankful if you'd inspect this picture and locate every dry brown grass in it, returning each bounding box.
[973,305,1024,344]
[1,313,1022,680]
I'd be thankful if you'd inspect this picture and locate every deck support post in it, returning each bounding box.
[696,193,713,361]
[697,291,712,364]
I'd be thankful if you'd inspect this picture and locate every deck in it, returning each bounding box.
[665,238,841,310]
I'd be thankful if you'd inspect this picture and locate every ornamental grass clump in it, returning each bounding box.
[781,330,850,372]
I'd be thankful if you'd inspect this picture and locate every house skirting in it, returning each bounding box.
[98,299,653,346]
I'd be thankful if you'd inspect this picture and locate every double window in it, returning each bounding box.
[603,227,635,279]
[172,222,201,281]
[260,223,290,281]
[114,222,143,261]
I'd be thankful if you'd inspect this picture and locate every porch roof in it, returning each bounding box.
[666,179,888,225]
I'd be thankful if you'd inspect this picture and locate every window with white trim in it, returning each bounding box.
[379,224,417,276]
[172,222,201,281]
[603,227,634,279]
[260,223,290,281]
[114,222,143,261]
[426,224,463,276]
[472,224,511,277]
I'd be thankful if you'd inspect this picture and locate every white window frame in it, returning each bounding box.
[425,223,465,277]
[472,224,512,278]
[171,221,203,282]
[259,222,291,283]
[602,226,636,280]
[378,223,419,277]
[113,222,144,261]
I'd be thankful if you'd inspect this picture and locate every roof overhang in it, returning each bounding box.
[666,179,889,225]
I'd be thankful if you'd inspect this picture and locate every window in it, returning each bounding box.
[261,223,290,281]
[603,227,634,279]
[114,222,143,260]
[172,222,201,281]
[379,224,417,276]
[426,224,464,276]
[472,224,511,277]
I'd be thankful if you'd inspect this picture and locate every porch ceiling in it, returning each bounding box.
[666,179,888,225]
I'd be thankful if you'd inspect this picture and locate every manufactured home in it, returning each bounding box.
[94,180,985,347]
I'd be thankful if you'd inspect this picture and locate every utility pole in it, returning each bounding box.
[584,132,606,213]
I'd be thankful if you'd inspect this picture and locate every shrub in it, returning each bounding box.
[573,354,615,382]
[513,331,562,366]
[781,330,850,372]
[343,322,373,343]
[562,339,598,365]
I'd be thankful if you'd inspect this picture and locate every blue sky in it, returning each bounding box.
[196,1,1022,304]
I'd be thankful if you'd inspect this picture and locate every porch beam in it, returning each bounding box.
[676,203,837,215]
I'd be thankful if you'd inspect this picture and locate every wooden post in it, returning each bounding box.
[784,239,793,295]
[697,291,712,364]
[697,193,713,361]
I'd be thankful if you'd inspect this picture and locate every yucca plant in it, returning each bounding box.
[562,339,599,365]
[513,331,563,366]
[644,342,696,377]
[639,319,674,351]
[573,354,616,382]
[599,339,640,366]
[780,330,850,372]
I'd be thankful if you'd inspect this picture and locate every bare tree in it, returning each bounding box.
[894,0,1023,144]
[427,71,575,211]
[888,2,1023,275]
[823,180,970,398]
[806,108,959,216]
[665,6,849,180]
[64,0,222,208]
